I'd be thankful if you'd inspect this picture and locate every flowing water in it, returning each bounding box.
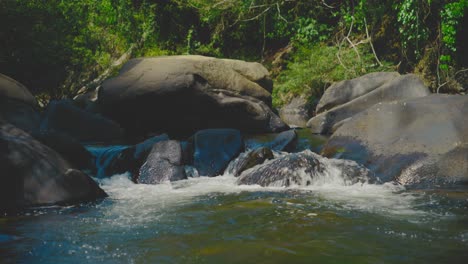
[1,164,468,263]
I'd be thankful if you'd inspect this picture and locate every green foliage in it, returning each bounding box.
[294,18,331,44]
[272,44,394,107]
[0,0,155,98]
[394,0,430,60]
[440,0,468,71]
[1,0,466,100]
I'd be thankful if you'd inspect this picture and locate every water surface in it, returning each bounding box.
[1,174,467,263]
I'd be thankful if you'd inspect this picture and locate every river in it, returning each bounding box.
[1,170,467,263]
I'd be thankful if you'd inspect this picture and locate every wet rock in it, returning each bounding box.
[0,121,107,212]
[227,147,274,176]
[138,140,186,184]
[89,134,169,178]
[237,150,371,187]
[307,73,430,134]
[323,94,468,187]
[41,100,123,144]
[98,56,288,138]
[192,129,243,176]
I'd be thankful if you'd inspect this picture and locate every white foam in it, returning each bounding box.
[98,168,428,227]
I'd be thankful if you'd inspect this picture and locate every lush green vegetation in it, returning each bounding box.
[1,0,466,106]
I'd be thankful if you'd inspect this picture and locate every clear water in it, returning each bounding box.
[1,173,467,263]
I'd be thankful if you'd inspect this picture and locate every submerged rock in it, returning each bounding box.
[192,129,243,176]
[138,140,186,184]
[323,94,468,187]
[307,73,430,134]
[226,147,274,176]
[237,150,371,187]
[98,55,288,138]
[0,121,107,212]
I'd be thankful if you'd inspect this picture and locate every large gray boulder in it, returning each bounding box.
[98,56,287,137]
[316,72,400,113]
[137,140,187,184]
[237,150,371,187]
[0,74,40,133]
[0,120,107,212]
[322,95,468,186]
[307,73,430,134]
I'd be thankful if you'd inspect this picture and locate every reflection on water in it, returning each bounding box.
[1,173,468,264]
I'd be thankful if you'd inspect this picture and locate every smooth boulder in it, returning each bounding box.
[307,73,430,134]
[322,95,468,186]
[192,129,243,176]
[137,140,186,184]
[0,121,107,212]
[237,150,371,187]
[0,74,40,133]
[33,130,96,173]
[98,56,287,137]
[41,100,123,144]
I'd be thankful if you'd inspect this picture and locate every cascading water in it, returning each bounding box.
[1,147,467,263]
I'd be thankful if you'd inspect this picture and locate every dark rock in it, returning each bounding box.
[32,130,96,173]
[98,56,288,138]
[0,121,107,212]
[227,147,274,176]
[40,100,123,144]
[73,87,100,113]
[237,150,371,187]
[138,140,187,184]
[192,129,243,176]
[0,74,40,134]
[89,134,169,178]
[307,74,430,134]
[279,97,312,127]
[322,94,468,187]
